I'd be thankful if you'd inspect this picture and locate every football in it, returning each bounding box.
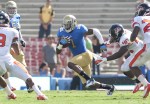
[63,43,70,48]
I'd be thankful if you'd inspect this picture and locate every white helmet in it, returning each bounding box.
[5,1,17,17]
[63,15,77,33]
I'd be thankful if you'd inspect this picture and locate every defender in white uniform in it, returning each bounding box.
[130,3,150,98]
[96,3,150,98]
[4,0,32,93]
[0,11,48,100]
[95,24,144,94]
[0,10,17,100]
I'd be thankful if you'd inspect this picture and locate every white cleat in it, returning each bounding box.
[85,78,99,88]
[107,85,115,96]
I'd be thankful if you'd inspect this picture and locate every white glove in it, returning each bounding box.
[95,56,107,65]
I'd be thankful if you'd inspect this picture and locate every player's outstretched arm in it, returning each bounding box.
[107,45,128,61]
[130,26,140,42]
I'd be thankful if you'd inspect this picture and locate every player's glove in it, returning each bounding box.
[59,36,71,45]
[20,39,26,47]
[95,56,107,65]
[100,44,107,53]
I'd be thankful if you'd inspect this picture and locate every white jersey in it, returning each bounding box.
[0,27,19,56]
[132,16,150,44]
[119,29,143,54]
[0,26,31,81]
[119,29,144,72]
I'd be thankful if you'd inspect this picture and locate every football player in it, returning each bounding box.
[95,24,144,94]
[96,3,150,98]
[130,3,150,98]
[56,15,114,95]
[4,0,33,93]
[0,10,48,100]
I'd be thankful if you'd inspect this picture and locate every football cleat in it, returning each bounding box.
[37,94,48,100]
[8,93,17,99]
[133,83,143,93]
[143,83,150,98]
[85,78,100,88]
[11,87,16,91]
[107,85,115,95]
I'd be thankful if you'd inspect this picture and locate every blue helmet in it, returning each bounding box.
[135,3,150,16]
[0,10,10,24]
[109,24,124,42]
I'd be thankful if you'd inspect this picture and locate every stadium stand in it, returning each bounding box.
[0,0,138,75]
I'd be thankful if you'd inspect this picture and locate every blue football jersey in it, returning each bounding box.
[9,13,21,30]
[57,24,88,56]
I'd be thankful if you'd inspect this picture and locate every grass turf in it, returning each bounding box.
[0,90,150,104]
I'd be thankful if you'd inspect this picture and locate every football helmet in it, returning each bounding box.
[135,3,150,16]
[0,10,10,24]
[63,15,77,33]
[5,1,17,17]
[109,24,124,42]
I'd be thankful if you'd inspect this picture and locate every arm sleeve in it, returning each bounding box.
[131,17,140,28]
[93,28,104,44]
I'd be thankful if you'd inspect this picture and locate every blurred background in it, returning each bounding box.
[1,0,149,91]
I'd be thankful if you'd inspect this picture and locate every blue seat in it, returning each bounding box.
[58,78,72,90]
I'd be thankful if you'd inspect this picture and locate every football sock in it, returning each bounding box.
[4,85,12,95]
[79,71,90,80]
[99,83,112,90]
[32,85,42,95]
[138,74,149,86]
[5,78,12,88]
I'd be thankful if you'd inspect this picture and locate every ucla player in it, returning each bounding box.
[56,15,114,95]
[4,1,33,93]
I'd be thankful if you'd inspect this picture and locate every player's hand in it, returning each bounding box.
[60,36,71,45]
[20,39,26,47]
[100,44,107,53]
[95,56,107,65]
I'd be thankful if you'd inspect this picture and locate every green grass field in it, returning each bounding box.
[0,90,150,104]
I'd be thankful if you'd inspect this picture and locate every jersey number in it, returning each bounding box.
[0,34,6,47]
[142,19,150,33]
[122,39,129,45]
[70,39,76,48]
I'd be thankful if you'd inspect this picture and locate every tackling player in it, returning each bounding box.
[4,0,33,93]
[0,10,48,100]
[95,24,144,94]
[96,3,150,98]
[56,15,114,95]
